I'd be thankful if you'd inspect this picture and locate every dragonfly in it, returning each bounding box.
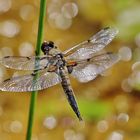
[0,27,119,121]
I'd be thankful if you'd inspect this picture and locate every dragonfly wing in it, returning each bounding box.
[0,56,49,70]
[64,27,118,60]
[70,52,119,82]
[0,70,61,92]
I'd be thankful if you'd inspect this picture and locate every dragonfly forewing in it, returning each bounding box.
[63,27,118,60]
[0,56,50,71]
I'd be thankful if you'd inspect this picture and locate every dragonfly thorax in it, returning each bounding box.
[55,53,66,68]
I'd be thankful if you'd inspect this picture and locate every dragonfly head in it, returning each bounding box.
[41,41,56,54]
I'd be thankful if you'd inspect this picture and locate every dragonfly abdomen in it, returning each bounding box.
[59,67,82,121]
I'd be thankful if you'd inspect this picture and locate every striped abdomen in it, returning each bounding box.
[59,67,82,121]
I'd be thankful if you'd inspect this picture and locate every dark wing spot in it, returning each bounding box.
[87,39,90,42]
[4,56,10,58]
[3,78,11,82]
[31,73,36,76]
[106,52,113,55]
[104,27,110,30]
[34,69,39,73]
[26,57,31,60]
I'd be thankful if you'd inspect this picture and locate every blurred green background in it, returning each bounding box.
[0,0,140,140]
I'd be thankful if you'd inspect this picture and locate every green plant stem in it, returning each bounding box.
[26,0,47,140]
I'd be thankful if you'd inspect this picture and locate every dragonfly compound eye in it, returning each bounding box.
[48,41,55,49]
[41,41,55,54]
[41,42,48,54]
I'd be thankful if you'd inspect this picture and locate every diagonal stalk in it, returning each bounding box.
[26,0,47,140]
